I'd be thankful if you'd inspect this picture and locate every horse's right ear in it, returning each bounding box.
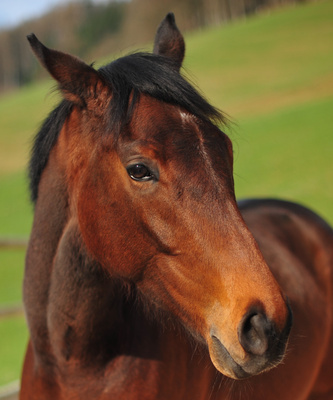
[27,34,103,107]
[153,13,185,71]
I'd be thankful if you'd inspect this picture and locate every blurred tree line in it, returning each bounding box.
[0,0,307,93]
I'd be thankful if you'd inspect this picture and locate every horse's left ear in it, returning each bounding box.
[27,34,104,108]
[153,13,185,71]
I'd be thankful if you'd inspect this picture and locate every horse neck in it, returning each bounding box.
[24,145,68,365]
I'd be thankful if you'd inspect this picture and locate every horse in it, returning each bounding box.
[20,13,333,400]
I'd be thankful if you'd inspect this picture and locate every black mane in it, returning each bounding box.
[29,52,226,203]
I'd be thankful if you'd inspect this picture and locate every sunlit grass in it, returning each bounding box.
[0,172,32,237]
[0,249,25,306]
[185,0,333,118]
[0,316,28,387]
[233,95,333,224]
[0,80,59,174]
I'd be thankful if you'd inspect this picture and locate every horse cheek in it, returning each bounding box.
[76,166,150,280]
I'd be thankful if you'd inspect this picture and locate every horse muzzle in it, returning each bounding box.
[207,304,293,379]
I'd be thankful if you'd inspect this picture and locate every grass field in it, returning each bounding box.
[0,0,332,387]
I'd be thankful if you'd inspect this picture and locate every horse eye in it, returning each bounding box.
[127,164,154,182]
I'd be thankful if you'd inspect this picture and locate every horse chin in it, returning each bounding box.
[207,336,251,380]
[207,335,280,380]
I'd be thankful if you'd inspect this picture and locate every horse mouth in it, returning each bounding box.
[209,336,251,379]
[208,335,286,380]
[207,304,292,379]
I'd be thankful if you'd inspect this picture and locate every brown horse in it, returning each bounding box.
[20,13,333,400]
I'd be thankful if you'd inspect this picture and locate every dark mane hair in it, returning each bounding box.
[29,52,226,203]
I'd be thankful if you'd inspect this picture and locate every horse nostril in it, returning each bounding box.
[238,312,272,356]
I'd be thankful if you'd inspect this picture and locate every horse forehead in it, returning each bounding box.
[130,99,204,148]
[133,97,184,130]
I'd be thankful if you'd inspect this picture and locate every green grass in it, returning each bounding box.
[0,249,25,306]
[0,316,28,386]
[184,0,333,118]
[233,95,333,223]
[0,0,332,387]
[0,172,32,237]
[0,80,58,175]
[0,247,27,388]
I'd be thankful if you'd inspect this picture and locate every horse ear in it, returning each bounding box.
[153,13,185,71]
[27,34,103,107]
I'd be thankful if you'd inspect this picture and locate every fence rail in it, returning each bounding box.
[0,304,23,319]
[0,239,27,249]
